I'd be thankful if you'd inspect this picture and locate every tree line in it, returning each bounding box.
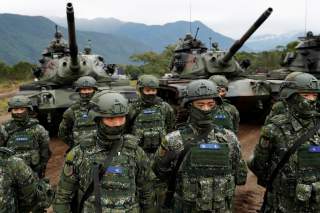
[0,61,35,83]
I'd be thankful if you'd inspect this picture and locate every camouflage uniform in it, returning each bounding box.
[58,76,97,148]
[0,147,53,213]
[153,80,247,212]
[54,91,156,212]
[0,96,50,178]
[129,74,175,157]
[249,72,320,212]
[209,75,240,133]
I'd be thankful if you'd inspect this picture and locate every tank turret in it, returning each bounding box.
[171,8,273,79]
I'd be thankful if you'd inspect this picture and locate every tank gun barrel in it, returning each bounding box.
[219,7,273,65]
[66,2,79,71]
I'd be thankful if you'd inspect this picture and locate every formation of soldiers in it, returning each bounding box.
[0,70,320,212]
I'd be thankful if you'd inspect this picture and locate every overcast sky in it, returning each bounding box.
[1,0,319,38]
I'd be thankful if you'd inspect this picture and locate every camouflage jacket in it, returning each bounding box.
[128,97,175,153]
[249,114,320,212]
[221,100,240,134]
[58,101,96,148]
[264,100,288,125]
[0,118,50,177]
[53,134,156,213]
[0,147,53,213]
[153,124,247,212]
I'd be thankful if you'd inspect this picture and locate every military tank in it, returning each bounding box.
[18,2,136,133]
[158,8,273,122]
[267,31,320,95]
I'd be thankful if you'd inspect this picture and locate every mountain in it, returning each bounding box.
[0,14,150,65]
[50,17,239,51]
[245,32,303,51]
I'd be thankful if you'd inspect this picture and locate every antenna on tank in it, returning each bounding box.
[304,0,308,35]
[189,0,192,33]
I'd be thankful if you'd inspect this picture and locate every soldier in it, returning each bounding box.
[0,147,54,212]
[0,95,50,178]
[54,91,156,212]
[264,71,302,124]
[58,76,97,148]
[128,74,175,158]
[209,75,240,133]
[248,72,320,212]
[153,79,247,212]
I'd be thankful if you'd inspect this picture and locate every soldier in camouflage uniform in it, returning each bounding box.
[209,75,240,133]
[128,74,175,158]
[0,95,50,178]
[0,147,53,212]
[54,91,156,212]
[153,79,247,212]
[249,72,320,212]
[58,76,98,148]
[264,72,302,124]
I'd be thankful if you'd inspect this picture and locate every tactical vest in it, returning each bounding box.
[212,107,234,132]
[78,137,140,212]
[132,104,166,152]
[176,130,234,211]
[5,123,40,168]
[72,105,96,146]
[269,117,320,210]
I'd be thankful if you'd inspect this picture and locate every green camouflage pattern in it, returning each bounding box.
[0,147,53,212]
[58,102,96,148]
[153,124,247,212]
[264,100,288,124]
[0,118,50,177]
[249,113,320,212]
[129,97,175,155]
[221,100,240,133]
[53,134,156,212]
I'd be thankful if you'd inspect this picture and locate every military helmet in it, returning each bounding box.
[209,75,229,89]
[74,76,98,91]
[280,72,320,99]
[8,95,33,112]
[90,91,128,121]
[182,79,221,106]
[137,75,159,90]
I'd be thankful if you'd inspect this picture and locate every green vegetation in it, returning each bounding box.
[0,61,35,84]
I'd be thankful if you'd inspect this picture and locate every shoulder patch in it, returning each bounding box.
[165,130,184,152]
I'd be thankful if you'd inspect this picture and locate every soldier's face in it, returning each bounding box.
[11,107,27,114]
[102,116,126,127]
[218,87,227,98]
[192,99,216,111]
[299,92,318,101]
[142,87,157,95]
[79,87,95,95]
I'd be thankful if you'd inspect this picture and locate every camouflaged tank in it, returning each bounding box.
[158,8,273,122]
[18,3,136,133]
[267,31,320,96]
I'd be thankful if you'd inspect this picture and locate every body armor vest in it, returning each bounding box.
[132,104,166,153]
[72,105,96,145]
[212,107,234,132]
[78,138,139,212]
[5,124,39,168]
[176,128,234,211]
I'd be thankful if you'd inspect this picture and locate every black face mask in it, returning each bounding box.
[141,93,157,105]
[12,111,29,124]
[80,91,95,103]
[189,105,213,129]
[97,121,125,147]
[289,94,318,118]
